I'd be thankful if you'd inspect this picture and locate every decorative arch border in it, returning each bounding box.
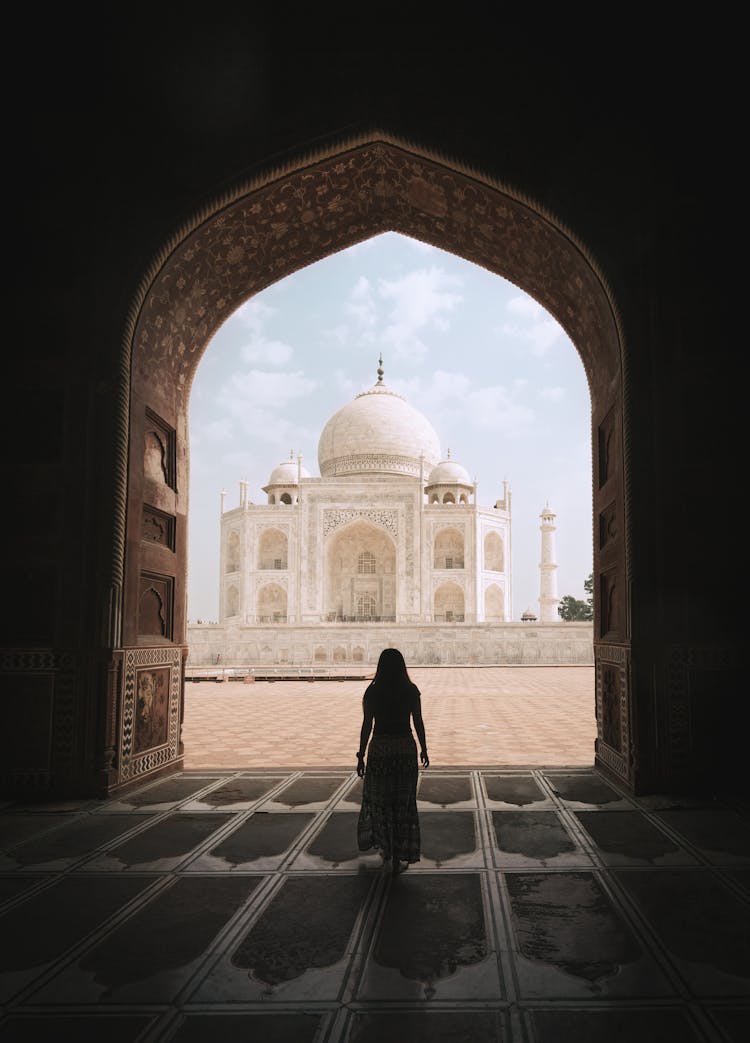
[111,131,631,793]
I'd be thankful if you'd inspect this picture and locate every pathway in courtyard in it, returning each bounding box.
[182,666,596,769]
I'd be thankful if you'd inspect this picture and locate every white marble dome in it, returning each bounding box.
[264,458,311,487]
[318,369,441,478]
[426,456,472,488]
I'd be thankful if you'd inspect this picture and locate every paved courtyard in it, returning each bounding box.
[182,666,597,770]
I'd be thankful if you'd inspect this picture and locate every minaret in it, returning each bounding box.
[538,503,560,622]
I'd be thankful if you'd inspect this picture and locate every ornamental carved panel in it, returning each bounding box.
[138,572,174,640]
[144,408,176,489]
[323,508,398,538]
[597,408,617,489]
[598,502,617,551]
[118,647,181,783]
[142,505,176,550]
[599,568,620,639]
[595,643,630,783]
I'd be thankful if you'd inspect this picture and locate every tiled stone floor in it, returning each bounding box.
[182,667,597,768]
[1,767,749,1041]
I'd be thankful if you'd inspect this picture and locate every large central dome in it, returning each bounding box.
[318,361,441,478]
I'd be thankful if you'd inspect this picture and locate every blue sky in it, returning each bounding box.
[188,232,592,621]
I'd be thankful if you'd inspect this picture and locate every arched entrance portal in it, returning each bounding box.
[111,135,628,794]
[325,521,396,622]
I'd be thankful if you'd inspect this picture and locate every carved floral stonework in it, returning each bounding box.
[131,141,619,403]
[321,452,421,477]
[323,508,398,538]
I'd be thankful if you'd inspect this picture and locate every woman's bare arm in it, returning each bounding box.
[358,707,374,759]
[412,693,429,765]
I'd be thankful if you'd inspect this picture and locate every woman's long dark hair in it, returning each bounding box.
[364,649,413,709]
[373,647,411,684]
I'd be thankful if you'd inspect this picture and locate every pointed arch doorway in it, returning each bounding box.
[108,135,629,795]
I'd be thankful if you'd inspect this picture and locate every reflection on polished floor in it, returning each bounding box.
[1,767,749,1042]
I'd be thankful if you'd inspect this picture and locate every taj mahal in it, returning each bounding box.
[186,360,593,670]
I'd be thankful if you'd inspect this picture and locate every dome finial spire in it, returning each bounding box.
[376,353,384,384]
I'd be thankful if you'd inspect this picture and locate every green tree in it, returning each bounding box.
[558,573,594,621]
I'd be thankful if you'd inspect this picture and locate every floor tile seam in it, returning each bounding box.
[517,997,718,1010]
[134,1008,185,1043]
[686,1001,744,1043]
[586,863,698,1001]
[275,804,355,872]
[539,801,610,868]
[0,805,105,855]
[157,872,284,1010]
[482,861,521,1008]
[148,791,318,873]
[713,868,750,905]
[331,871,391,1009]
[625,805,745,870]
[0,869,76,914]
[10,803,217,877]
[106,771,249,814]
[2,873,176,1011]
[533,769,640,813]
[159,772,313,867]
[491,870,531,1012]
[473,776,498,871]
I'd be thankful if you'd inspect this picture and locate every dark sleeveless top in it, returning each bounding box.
[364,681,421,737]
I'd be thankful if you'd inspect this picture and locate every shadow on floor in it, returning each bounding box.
[1,768,749,1041]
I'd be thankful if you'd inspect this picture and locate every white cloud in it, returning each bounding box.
[394,370,535,440]
[232,298,276,335]
[192,417,234,444]
[539,386,566,402]
[345,276,377,330]
[211,369,317,454]
[501,294,565,357]
[466,386,535,434]
[240,338,293,365]
[219,369,316,411]
[378,267,463,359]
[323,323,350,346]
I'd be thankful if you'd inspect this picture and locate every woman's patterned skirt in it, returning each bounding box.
[357,734,421,863]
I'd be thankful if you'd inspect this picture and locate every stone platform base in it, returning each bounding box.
[186,621,594,670]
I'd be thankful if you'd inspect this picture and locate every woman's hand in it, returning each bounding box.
[420,749,429,768]
[356,752,365,778]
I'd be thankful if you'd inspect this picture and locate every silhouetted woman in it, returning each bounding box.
[356,648,429,875]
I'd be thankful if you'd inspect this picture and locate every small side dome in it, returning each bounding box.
[426,457,472,487]
[263,454,311,490]
[521,607,538,622]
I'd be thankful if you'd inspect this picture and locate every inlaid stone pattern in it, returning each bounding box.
[1,765,746,1037]
[117,646,181,784]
